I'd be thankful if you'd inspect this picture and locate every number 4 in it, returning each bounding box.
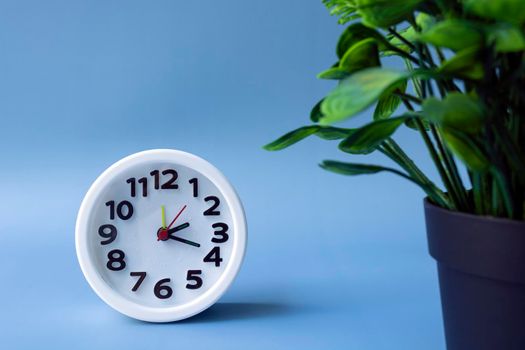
[203,247,223,267]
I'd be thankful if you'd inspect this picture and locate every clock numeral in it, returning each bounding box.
[203,196,221,216]
[138,177,148,197]
[98,224,117,245]
[189,178,198,197]
[126,178,136,197]
[154,278,173,299]
[186,270,203,289]
[106,249,126,271]
[130,272,147,292]
[150,170,160,189]
[129,169,179,197]
[126,177,148,197]
[105,200,134,220]
[160,169,179,189]
[203,247,223,267]
[211,223,229,243]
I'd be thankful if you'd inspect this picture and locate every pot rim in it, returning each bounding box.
[424,198,524,226]
[425,198,525,285]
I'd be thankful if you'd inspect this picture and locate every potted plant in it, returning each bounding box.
[264,1,525,349]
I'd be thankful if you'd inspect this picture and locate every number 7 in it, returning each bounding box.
[130,272,147,292]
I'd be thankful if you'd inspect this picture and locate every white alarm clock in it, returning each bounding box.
[75,149,247,322]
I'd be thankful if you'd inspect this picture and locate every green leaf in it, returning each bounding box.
[263,126,355,151]
[320,160,386,175]
[487,23,525,52]
[418,19,483,51]
[339,38,380,73]
[438,46,484,80]
[355,0,423,28]
[442,128,490,172]
[264,126,319,151]
[310,99,324,122]
[339,116,410,154]
[323,0,358,25]
[463,0,525,25]
[320,160,418,185]
[320,68,409,124]
[373,80,407,120]
[317,67,351,80]
[336,23,388,58]
[422,93,485,134]
[316,126,356,140]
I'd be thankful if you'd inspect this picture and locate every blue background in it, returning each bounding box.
[0,1,446,349]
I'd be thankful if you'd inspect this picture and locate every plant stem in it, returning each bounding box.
[393,92,423,104]
[430,125,470,211]
[493,124,525,185]
[386,27,429,68]
[385,139,451,208]
[388,27,416,51]
[492,168,515,218]
[415,119,459,210]
[407,20,470,212]
[435,47,446,63]
[404,59,424,98]
[472,172,483,214]
[379,143,449,208]
[388,46,422,66]
[401,99,458,210]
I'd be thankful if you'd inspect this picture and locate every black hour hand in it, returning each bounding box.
[168,222,190,234]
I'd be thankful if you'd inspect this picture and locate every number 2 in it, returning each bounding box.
[203,196,220,216]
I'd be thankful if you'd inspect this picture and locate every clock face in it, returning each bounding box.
[76,150,246,322]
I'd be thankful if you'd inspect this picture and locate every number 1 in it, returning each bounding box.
[189,178,198,197]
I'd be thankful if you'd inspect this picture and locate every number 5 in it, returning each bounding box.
[186,270,203,289]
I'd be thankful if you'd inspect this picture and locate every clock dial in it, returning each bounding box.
[76,150,246,322]
[88,163,233,307]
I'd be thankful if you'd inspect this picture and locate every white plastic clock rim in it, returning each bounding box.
[75,149,247,322]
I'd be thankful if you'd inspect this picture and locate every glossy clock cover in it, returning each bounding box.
[75,149,247,322]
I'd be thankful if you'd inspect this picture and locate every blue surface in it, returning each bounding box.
[0,1,445,349]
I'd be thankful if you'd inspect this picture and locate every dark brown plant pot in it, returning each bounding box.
[424,200,525,350]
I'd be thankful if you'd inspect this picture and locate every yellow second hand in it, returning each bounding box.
[161,205,167,229]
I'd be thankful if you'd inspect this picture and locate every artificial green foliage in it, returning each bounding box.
[418,19,483,51]
[487,23,525,53]
[320,68,408,124]
[437,47,484,80]
[263,126,354,151]
[310,99,325,122]
[336,23,387,57]
[320,160,415,179]
[340,39,380,72]
[355,0,423,28]
[373,81,407,120]
[441,128,490,172]
[422,93,484,133]
[339,116,410,154]
[265,0,525,220]
[317,67,351,80]
[463,0,525,25]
